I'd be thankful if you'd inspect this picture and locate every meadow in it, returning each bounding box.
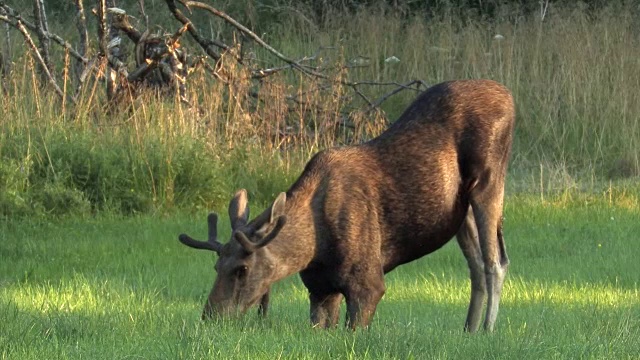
[1,197,639,359]
[1,1,639,359]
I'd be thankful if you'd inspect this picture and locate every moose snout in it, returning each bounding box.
[201,301,241,321]
[201,291,268,321]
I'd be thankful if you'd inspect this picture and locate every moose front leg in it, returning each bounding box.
[309,292,343,328]
[344,277,386,329]
[257,290,270,317]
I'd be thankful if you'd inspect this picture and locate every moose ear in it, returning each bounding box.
[270,192,286,224]
[229,189,249,230]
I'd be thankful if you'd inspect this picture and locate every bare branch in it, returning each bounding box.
[74,1,88,54]
[367,80,428,111]
[33,0,54,81]
[73,0,88,94]
[110,8,141,43]
[15,20,72,104]
[0,3,36,28]
[2,0,425,123]
[181,1,388,87]
[1,3,87,64]
[164,0,226,62]
[251,52,320,79]
[138,0,149,30]
[96,0,124,100]
[351,85,374,107]
[183,2,288,61]
[0,8,11,81]
[181,0,323,79]
[97,0,108,57]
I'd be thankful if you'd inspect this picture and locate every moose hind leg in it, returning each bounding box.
[309,292,343,328]
[470,183,509,332]
[456,208,487,333]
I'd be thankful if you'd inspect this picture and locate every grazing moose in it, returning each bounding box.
[179,79,515,332]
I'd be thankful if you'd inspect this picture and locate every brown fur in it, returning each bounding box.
[179,79,515,331]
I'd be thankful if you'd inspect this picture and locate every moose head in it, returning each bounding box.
[178,189,287,319]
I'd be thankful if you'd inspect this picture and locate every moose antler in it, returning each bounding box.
[234,216,286,253]
[178,213,223,253]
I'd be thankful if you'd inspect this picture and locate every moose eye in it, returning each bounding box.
[235,265,248,278]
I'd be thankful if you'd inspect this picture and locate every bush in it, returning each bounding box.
[37,181,92,217]
[0,126,257,218]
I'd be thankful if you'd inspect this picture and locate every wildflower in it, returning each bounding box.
[384,56,400,64]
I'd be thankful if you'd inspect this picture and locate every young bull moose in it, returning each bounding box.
[179,79,514,332]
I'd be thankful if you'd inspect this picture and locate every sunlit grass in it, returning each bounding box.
[1,198,639,359]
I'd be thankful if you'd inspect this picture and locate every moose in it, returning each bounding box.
[178,79,515,332]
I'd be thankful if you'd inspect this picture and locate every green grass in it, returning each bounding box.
[1,197,638,359]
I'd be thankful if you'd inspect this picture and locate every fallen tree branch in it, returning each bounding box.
[110,7,141,43]
[0,3,88,64]
[181,1,328,79]
[367,80,428,111]
[0,8,9,94]
[15,19,72,104]
[182,1,286,61]
[1,0,427,133]
[125,23,189,84]
[164,0,227,62]
[180,1,414,91]
[73,0,88,94]
[33,0,54,82]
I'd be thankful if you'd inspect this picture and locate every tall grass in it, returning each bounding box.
[1,2,639,218]
[267,2,640,175]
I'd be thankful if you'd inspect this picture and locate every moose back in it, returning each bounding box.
[179,79,515,332]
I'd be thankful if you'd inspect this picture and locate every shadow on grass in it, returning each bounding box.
[1,201,639,357]
[2,278,638,360]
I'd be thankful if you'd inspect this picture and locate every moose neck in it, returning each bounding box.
[265,192,317,281]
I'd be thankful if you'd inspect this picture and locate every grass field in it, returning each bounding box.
[1,196,638,359]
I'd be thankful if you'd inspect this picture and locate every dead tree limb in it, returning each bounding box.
[181,1,282,58]
[125,24,187,84]
[1,3,87,64]
[251,52,320,79]
[164,0,226,62]
[2,0,426,124]
[0,4,35,29]
[97,0,108,60]
[96,0,121,100]
[367,80,428,112]
[138,0,149,30]
[15,20,73,104]
[73,0,89,92]
[181,1,383,88]
[370,80,428,103]
[0,7,11,82]
[110,9,141,43]
[33,0,54,82]
[182,1,316,75]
